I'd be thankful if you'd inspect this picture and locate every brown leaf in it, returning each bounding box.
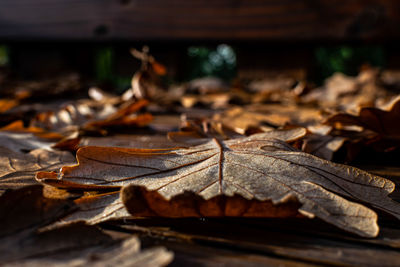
[2,222,173,267]
[0,98,19,113]
[326,96,400,138]
[38,133,400,237]
[326,96,400,156]
[0,147,76,195]
[168,126,306,147]
[52,192,131,227]
[0,186,172,266]
[302,134,346,161]
[0,185,75,238]
[31,97,151,136]
[54,134,191,153]
[84,99,152,129]
[122,186,301,218]
[0,132,53,153]
[0,120,64,141]
[214,105,323,134]
[123,47,166,100]
[303,69,393,113]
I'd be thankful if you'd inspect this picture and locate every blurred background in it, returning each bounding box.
[0,0,399,91]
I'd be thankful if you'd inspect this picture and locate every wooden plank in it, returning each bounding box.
[0,0,399,41]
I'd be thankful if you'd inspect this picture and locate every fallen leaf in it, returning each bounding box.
[0,132,53,153]
[0,120,64,140]
[186,77,229,95]
[168,126,306,146]
[181,93,231,109]
[302,134,346,161]
[1,222,173,267]
[31,97,151,136]
[248,75,297,93]
[53,134,191,153]
[326,96,400,138]
[0,185,172,266]
[0,147,76,195]
[37,133,400,237]
[303,68,395,113]
[53,192,130,226]
[213,105,323,134]
[84,99,152,129]
[326,96,400,156]
[0,98,19,113]
[0,185,75,239]
[123,47,166,100]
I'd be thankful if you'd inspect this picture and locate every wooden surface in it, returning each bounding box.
[0,0,399,41]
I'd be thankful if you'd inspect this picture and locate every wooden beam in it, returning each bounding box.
[0,0,399,41]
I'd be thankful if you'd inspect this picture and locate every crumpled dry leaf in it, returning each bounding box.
[53,192,130,227]
[168,126,306,147]
[187,77,229,94]
[213,105,323,134]
[181,93,232,109]
[303,68,395,113]
[0,147,76,195]
[326,95,400,154]
[301,132,346,161]
[248,74,297,93]
[37,132,400,237]
[0,120,64,141]
[32,98,152,136]
[326,96,400,138]
[123,47,166,101]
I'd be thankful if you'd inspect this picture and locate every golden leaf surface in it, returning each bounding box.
[37,132,400,237]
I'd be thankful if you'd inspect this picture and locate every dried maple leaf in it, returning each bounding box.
[0,147,76,195]
[37,132,400,237]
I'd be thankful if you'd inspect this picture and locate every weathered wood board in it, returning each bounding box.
[0,0,399,41]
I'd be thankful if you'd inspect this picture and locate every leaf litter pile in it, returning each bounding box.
[2,49,400,265]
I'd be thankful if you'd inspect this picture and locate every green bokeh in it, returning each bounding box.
[94,47,131,92]
[315,45,385,83]
[186,44,236,81]
[95,47,114,83]
[0,45,9,66]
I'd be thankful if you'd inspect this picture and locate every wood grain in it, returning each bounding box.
[0,0,399,41]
